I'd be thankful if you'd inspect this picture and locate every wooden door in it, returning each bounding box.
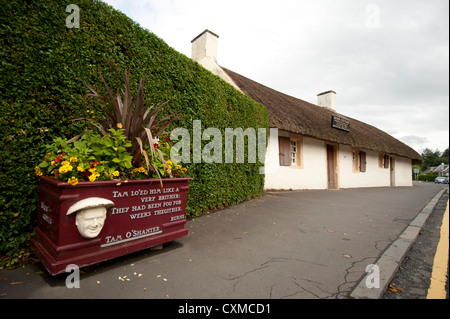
[327,145,336,189]
[390,157,395,186]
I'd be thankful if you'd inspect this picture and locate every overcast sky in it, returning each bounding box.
[103,0,449,155]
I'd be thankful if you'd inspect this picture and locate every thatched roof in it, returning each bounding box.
[222,67,421,163]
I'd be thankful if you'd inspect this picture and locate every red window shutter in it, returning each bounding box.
[360,151,367,172]
[279,136,291,166]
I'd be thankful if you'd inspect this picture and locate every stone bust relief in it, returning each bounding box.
[67,197,114,239]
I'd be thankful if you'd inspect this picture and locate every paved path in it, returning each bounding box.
[0,182,445,299]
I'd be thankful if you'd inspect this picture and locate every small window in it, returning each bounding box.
[279,136,302,167]
[352,148,366,172]
[379,153,390,169]
[290,140,297,165]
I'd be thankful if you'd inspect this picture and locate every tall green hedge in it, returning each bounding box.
[0,0,268,264]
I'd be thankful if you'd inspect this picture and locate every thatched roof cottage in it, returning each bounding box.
[191,30,421,190]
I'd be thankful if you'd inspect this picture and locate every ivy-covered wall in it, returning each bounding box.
[0,0,268,264]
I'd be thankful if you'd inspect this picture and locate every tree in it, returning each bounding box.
[420,147,449,171]
[420,148,441,171]
[434,147,449,166]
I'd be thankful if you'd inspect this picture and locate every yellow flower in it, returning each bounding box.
[113,171,120,177]
[117,123,123,129]
[87,168,100,181]
[69,157,77,164]
[59,163,73,174]
[67,177,78,186]
[77,166,85,172]
[182,167,187,173]
[137,167,148,175]
[166,160,173,166]
[35,166,43,176]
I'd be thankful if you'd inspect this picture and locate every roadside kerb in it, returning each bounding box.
[350,188,446,299]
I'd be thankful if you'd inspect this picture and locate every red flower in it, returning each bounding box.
[164,136,170,142]
[154,143,159,149]
[89,161,99,167]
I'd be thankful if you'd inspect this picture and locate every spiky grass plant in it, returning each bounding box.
[77,70,181,178]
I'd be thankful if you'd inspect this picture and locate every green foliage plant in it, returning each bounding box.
[37,128,134,184]
[36,126,188,185]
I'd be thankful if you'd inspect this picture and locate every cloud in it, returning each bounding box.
[398,135,429,152]
[103,0,449,153]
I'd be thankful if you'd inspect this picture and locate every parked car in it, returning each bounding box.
[434,176,449,184]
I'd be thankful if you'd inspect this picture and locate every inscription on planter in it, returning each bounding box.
[103,226,162,247]
[101,186,184,247]
[112,187,178,198]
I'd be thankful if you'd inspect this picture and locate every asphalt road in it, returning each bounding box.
[0,182,446,300]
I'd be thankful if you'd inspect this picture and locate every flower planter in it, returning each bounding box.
[30,176,191,275]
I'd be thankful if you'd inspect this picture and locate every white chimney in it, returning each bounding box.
[190,30,242,92]
[317,90,337,111]
[191,29,219,63]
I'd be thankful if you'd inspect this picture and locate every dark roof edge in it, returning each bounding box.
[317,90,336,96]
[191,29,219,43]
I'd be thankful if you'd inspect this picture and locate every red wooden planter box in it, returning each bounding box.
[30,176,191,275]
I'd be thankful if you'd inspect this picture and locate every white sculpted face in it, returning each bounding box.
[75,206,107,238]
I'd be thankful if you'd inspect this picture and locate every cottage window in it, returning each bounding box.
[290,140,297,165]
[378,153,390,169]
[279,136,302,167]
[352,148,366,172]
